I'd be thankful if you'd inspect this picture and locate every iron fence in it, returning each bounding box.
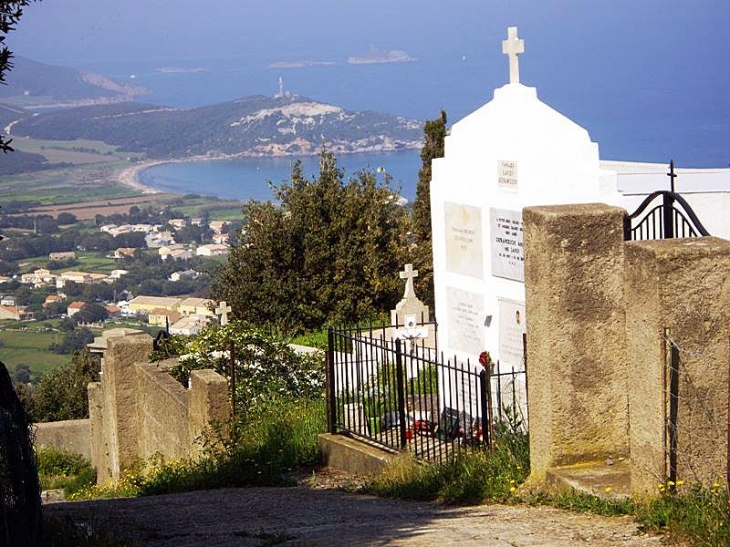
[326,323,528,463]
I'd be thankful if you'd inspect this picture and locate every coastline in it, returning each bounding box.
[117,161,168,194]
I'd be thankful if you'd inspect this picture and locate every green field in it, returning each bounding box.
[0,328,72,379]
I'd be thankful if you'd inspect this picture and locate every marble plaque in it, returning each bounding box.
[444,203,483,279]
[498,298,526,367]
[446,286,484,356]
[490,208,524,281]
[498,160,518,191]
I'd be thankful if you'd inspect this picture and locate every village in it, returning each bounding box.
[1,16,729,547]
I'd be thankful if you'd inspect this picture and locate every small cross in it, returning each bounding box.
[400,264,419,299]
[667,159,677,193]
[502,26,525,84]
[215,301,232,326]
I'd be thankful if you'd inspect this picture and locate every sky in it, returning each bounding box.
[7,0,730,165]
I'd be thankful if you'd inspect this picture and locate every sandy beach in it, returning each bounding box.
[117,161,167,194]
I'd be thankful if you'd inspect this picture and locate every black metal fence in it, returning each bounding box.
[326,323,528,463]
[624,190,710,241]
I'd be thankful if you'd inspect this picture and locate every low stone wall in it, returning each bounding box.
[34,419,91,460]
[89,334,230,483]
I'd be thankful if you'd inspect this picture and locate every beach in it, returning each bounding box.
[117,161,166,194]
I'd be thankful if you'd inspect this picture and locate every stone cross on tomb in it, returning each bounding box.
[400,263,418,299]
[215,301,232,326]
[502,26,525,84]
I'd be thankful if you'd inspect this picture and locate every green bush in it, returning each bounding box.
[37,446,96,496]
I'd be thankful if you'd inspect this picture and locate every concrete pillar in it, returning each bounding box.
[523,204,629,481]
[625,237,730,496]
[188,369,231,450]
[101,334,153,480]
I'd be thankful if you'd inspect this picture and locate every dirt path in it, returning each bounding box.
[45,486,671,547]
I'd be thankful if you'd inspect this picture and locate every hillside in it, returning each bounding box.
[9,95,423,159]
[0,57,148,106]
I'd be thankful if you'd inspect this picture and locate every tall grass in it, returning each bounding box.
[72,397,327,499]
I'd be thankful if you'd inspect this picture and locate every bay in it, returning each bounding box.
[137,151,422,203]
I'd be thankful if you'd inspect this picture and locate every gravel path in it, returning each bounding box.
[45,485,671,547]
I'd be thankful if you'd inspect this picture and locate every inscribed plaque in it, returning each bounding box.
[444,203,483,279]
[498,160,518,191]
[446,286,484,356]
[490,208,524,281]
[498,298,526,367]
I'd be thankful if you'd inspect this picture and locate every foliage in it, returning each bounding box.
[36,446,96,497]
[634,482,730,546]
[213,152,411,333]
[366,429,529,504]
[30,349,99,422]
[411,110,446,309]
[49,327,94,354]
[0,0,38,152]
[72,397,327,499]
[155,321,325,417]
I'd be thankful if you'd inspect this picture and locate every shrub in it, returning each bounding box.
[37,446,96,497]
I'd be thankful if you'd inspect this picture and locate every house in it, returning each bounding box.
[208,220,227,233]
[169,269,199,282]
[105,304,122,318]
[114,247,137,259]
[49,251,76,261]
[131,224,154,233]
[146,231,175,248]
[100,224,118,233]
[148,308,182,328]
[1,295,15,306]
[0,305,22,320]
[196,244,229,257]
[43,294,65,308]
[109,269,129,280]
[178,297,214,317]
[168,218,187,229]
[108,225,135,237]
[67,301,86,317]
[128,295,182,315]
[169,249,193,261]
[169,315,208,336]
[212,233,230,245]
[57,271,108,287]
[21,268,56,287]
[190,218,203,226]
[0,276,11,284]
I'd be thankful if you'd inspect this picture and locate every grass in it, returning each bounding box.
[0,329,71,377]
[37,446,97,497]
[71,396,327,500]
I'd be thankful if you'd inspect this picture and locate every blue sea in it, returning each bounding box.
[83,51,729,201]
[137,152,422,202]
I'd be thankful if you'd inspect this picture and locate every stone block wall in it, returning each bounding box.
[34,419,91,460]
[523,204,629,479]
[524,203,730,497]
[89,334,230,483]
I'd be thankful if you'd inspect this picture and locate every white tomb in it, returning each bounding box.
[431,27,621,369]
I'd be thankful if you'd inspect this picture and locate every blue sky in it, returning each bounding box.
[8,0,730,164]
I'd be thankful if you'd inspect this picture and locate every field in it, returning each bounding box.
[19,251,119,274]
[0,327,72,379]
[10,137,145,165]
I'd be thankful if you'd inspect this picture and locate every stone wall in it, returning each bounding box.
[34,419,91,460]
[523,203,730,497]
[523,204,629,479]
[89,334,229,483]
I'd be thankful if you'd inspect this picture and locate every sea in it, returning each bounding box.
[78,53,729,202]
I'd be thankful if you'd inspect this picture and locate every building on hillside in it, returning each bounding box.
[169,315,208,336]
[196,243,229,257]
[105,304,122,318]
[86,328,146,356]
[108,269,129,281]
[0,276,11,284]
[0,305,31,321]
[208,220,227,233]
[190,218,203,226]
[169,269,199,282]
[148,308,182,328]
[57,271,93,286]
[114,247,137,259]
[49,251,76,261]
[178,297,214,317]
[131,224,155,233]
[146,231,175,248]
[67,301,86,317]
[0,296,15,306]
[160,246,193,261]
[99,224,117,233]
[43,294,65,308]
[128,295,182,315]
[168,218,187,229]
[212,233,230,245]
[21,268,57,287]
[108,225,135,237]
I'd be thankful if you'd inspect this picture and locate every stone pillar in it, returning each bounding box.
[188,369,231,450]
[100,334,153,481]
[625,237,730,496]
[523,204,629,482]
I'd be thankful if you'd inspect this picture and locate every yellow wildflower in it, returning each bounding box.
[605,486,612,494]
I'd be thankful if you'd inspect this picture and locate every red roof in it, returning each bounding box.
[68,301,86,309]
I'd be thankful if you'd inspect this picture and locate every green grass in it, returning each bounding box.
[37,446,97,497]
[0,329,71,378]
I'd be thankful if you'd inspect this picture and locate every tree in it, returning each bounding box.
[31,349,100,422]
[213,152,410,333]
[411,110,447,309]
[0,1,37,152]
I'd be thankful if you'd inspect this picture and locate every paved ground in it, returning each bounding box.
[45,485,671,547]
